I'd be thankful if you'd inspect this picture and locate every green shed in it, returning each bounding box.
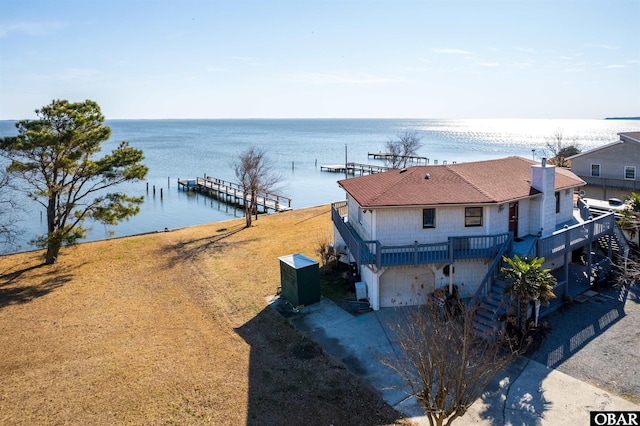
[278,253,320,307]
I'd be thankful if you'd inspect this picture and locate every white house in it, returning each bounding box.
[332,156,622,313]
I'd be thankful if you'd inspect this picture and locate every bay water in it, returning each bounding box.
[1,118,638,254]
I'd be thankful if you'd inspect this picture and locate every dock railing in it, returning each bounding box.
[188,176,292,212]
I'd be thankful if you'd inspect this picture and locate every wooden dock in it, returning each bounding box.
[177,176,292,213]
[320,162,390,175]
[368,152,430,163]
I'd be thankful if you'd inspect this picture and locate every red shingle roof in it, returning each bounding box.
[338,156,585,207]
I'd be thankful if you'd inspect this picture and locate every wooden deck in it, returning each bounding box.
[178,176,292,213]
[367,152,456,165]
[368,152,429,163]
[320,162,390,175]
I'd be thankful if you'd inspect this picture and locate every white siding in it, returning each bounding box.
[557,189,575,224]
[488,205,509,234]
[527,197,543,236]
[517,198,532,237]
[347,195,372,241]
[379,266,434,307]
[374,205,497,246]
[447,260,490,299]
[374,260,490,308]
[360,266,380,310]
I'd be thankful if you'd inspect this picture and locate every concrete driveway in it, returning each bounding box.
[269,284,639,425]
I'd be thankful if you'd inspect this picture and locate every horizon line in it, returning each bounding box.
[2,116,635,122]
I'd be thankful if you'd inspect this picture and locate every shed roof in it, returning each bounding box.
[338,156,585,208]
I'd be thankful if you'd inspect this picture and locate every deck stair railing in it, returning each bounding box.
[472,232,514,300]
[611,221,631,261]
[470,233,514,339]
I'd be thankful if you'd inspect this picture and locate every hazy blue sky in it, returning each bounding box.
[1,0,638,119]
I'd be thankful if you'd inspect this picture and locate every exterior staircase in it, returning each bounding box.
[470,234,514,340]
[595,222,631,281]
[472,278,511,339]
[471,220,631,340]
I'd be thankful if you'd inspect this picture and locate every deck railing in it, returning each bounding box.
[473,233,514,300]
[577,197,591,221]
[332,202,512,268]
[536,212,616,258]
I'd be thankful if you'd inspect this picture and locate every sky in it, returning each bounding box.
[0,0,639,120]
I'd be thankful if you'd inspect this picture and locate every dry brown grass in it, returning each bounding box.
[0,205,408,425]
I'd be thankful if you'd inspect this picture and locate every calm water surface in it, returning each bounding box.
[1,118,638,254]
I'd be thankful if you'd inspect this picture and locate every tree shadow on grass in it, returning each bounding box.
[0,264,73,309]
[164,224,250,267]
[235,306,407,426]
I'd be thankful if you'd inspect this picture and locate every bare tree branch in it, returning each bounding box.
[383,297,516,426]
[542,129,581,167]
[384,131,423,169]
[234,147,281,228]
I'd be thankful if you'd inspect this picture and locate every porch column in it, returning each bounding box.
[564,251,570,297]
[565,230,571,296]
[366,271,380,311]
[587,244,593,285]
[449,263,454,294]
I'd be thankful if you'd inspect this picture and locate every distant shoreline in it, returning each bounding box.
[605,117,640,120]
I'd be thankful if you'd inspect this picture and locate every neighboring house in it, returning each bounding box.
[332,156,625,322]
[568,132,640,192]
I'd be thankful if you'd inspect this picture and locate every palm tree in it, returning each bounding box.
[501,255,557,334]
[619,192,640,242]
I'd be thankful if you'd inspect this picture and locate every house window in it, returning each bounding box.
[423,208,436,228]
[625,166,636,180]
[443,265,455,276]
[591,164,601,177]
[465,207,483,227]
[555,191,560,214]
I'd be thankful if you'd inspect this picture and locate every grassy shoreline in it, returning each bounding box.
[0,205,407,425]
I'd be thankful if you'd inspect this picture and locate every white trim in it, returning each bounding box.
[422,207,436,228]
[567,140,622,160]
[624,165,636,180]
[567,133,640,161]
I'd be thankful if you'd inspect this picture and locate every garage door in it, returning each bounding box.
[379,267,435,308]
